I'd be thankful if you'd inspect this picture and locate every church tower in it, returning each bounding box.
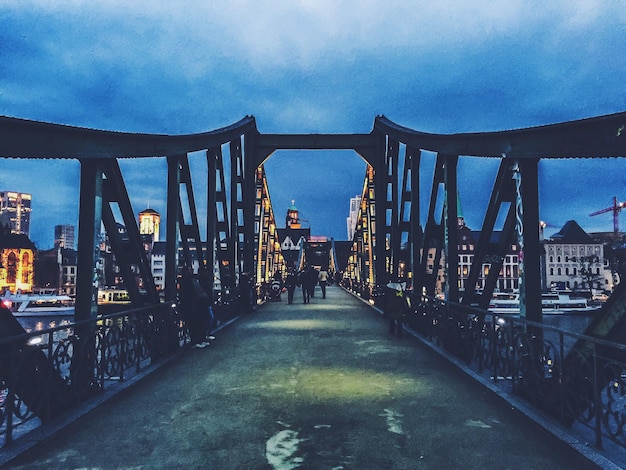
[286,200,301,229]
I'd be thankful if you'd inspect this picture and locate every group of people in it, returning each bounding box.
[273,265,330,305]
[179,264,408,345]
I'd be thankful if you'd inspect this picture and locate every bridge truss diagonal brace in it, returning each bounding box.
[75,160,104,322]
[75,159,159,319]
[463,160,519,309]
[175,154,211,280]
[461,158,542,322]
[414,153,458,298]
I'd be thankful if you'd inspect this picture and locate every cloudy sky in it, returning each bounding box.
[0,1,625,249]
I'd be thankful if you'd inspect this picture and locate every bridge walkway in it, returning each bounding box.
[5,286,597,469]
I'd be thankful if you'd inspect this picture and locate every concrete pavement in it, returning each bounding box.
[4,286,601,469]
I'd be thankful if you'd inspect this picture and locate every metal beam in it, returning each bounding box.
[75,160,103,321]
[375,112,626,158]
[253,133,378,167]
[0,116,257,159]
[165,156,181,302]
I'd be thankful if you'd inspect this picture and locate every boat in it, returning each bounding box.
[1,290,75,316]
[97,288,131,305]
[488,291,600,315]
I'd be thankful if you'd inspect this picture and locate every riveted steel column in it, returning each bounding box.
[206,148,218,302]
[75,159,103,321]
[518,158,542,323]
[165,156,181,302]
[373,131,388,286]
[243,131,258,279]
[445,155,459,302]
[388,138,400,279]
[408,147,421,291]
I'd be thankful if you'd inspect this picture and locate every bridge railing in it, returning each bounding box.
[0,303,186,449]
[404,293,626,455]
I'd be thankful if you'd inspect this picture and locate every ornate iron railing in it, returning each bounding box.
[0,303,186,448]
[403,293,626,456]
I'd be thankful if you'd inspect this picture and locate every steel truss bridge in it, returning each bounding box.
[1,111,626,460]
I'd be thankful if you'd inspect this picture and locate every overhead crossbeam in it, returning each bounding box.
[0,116,257,159]
[375,112,625,158]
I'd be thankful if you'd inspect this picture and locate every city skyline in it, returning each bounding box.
[0,2,624,248]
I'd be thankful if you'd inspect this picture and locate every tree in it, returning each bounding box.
[574,255,605,295]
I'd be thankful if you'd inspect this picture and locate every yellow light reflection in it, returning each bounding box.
[245,319,346,331]
[249,366,431,402]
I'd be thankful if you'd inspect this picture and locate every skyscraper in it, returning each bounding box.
[346,195,360,241]
[54,224,75,249]
[0,191,31,236]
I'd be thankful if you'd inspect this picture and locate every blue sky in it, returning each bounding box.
[0,1,625,249]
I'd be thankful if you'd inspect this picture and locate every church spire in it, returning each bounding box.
[286,199,301,229]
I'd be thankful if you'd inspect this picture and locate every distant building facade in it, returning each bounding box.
[278,201,310,270]
[139,208,160,242]
[150,241,166,292]
[347,195,360,241]
[0,191,32,236]
[0,230,35,293]
[54,224,75,249]
[544,220,605,292]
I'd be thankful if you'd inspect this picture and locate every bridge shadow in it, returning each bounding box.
[5,287,595,469]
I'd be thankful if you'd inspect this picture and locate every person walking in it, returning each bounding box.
[271,271,283,302]
[305,265,318,301]
[179,267,211,348]
[318,269,328,298]
[297,266,309,304]
[284,269,297,305]
[384,281,407,338]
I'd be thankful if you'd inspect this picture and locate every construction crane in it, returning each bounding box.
[589,196,626,233]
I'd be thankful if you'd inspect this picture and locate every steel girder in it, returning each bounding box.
[3,111,625,324]
[411,153,459,299]
[254,166,285,283]
[348,165,376,285]
[459,158,542,323]
[75,159,159,322]
[374,112,625,158]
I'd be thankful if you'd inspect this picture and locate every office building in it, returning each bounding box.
[0,191,31,236]
[54,224,75,249]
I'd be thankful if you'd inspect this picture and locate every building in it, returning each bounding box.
[0,191,31,236]
[346,195,360,241]
[139,208,161,242]
[54,224,75,249]
[544,220,605,293]
[277,201,310,270]
[0,229,36,293]
[150,241,166,292]
[59,248,78,296]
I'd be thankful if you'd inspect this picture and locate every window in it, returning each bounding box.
[557,268,562,275]
[7,252,17,284]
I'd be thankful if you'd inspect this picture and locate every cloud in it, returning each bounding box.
[0,1,624,248]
